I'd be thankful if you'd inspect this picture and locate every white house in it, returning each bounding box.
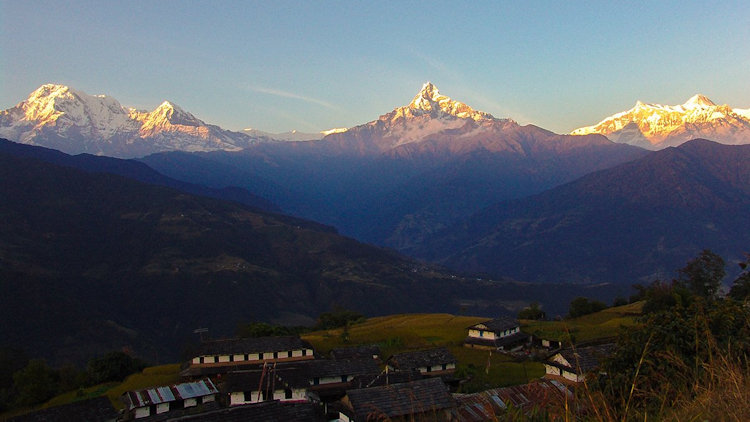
[543,344,615,383]
[224,366,310,406]
[189,336,314,367]
[386,347,457,377]
[121,378,218,419]
[464,317,530,351]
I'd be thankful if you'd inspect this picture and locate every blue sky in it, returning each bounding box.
[1,1,749,133]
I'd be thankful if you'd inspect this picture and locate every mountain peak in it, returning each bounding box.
[403,82,494,121]
[683,94,715,109]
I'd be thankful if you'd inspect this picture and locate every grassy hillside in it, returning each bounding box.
[303,313,545,392]
[521,301,643,344]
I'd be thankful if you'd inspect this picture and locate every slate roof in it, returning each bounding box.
[330,345,380,360]
[468,316,520,333]
[464,330,531,349]
[194,336,312,356]
[387,347,456,370]
[305,358,380,379]
[173,400,322,422]
[345,378,456,420]
[350,370,423,389]
[453,379,574,421]
[122,378,218,410]
[180,362,261,378]
[7,396,118,422]
[551,343,616,374]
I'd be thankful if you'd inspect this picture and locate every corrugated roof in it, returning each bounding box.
[453,379,574,420]
[123,378,218,410]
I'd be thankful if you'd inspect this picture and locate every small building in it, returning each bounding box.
[303,358,382,405]
[386,347,456,377]
[189,336,314,367]
[121,378,219,419]
[223,365,310,406]
[7,396,118,422]
[544,344,615,383]
[338,378,457,422]
[464,317,531,351]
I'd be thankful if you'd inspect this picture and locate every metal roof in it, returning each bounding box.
[123,378,218,410]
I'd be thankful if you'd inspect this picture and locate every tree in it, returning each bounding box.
[315,308,365,330]
[728,253,750,301]
[677,249,725,299]
[12,360,59,407]
[518,302,546,320]
[568,297,607,318]
[86,351,146,385]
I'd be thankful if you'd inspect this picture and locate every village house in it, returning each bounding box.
[181,336,315,378]
[222,365,310,406]
[386,347,456,377]
[120,378,219,420]
[464,317,531,351]
[544,344,615,383]
[336,378,457,422]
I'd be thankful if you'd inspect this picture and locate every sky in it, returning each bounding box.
[1,1,749,134]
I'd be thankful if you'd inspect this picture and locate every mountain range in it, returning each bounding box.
[0,84,270,158]
[412,139,750,284]
[2,81,749,364]
[572,94,750,150]
[0,142,615,364]
[140,83,647,251]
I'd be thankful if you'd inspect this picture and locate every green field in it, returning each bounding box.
[521,301,643,344]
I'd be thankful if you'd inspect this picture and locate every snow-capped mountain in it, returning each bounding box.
[571,94,750,149]
[0,84,266,158]
[242,127,348,142]
[320,81,619,157]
